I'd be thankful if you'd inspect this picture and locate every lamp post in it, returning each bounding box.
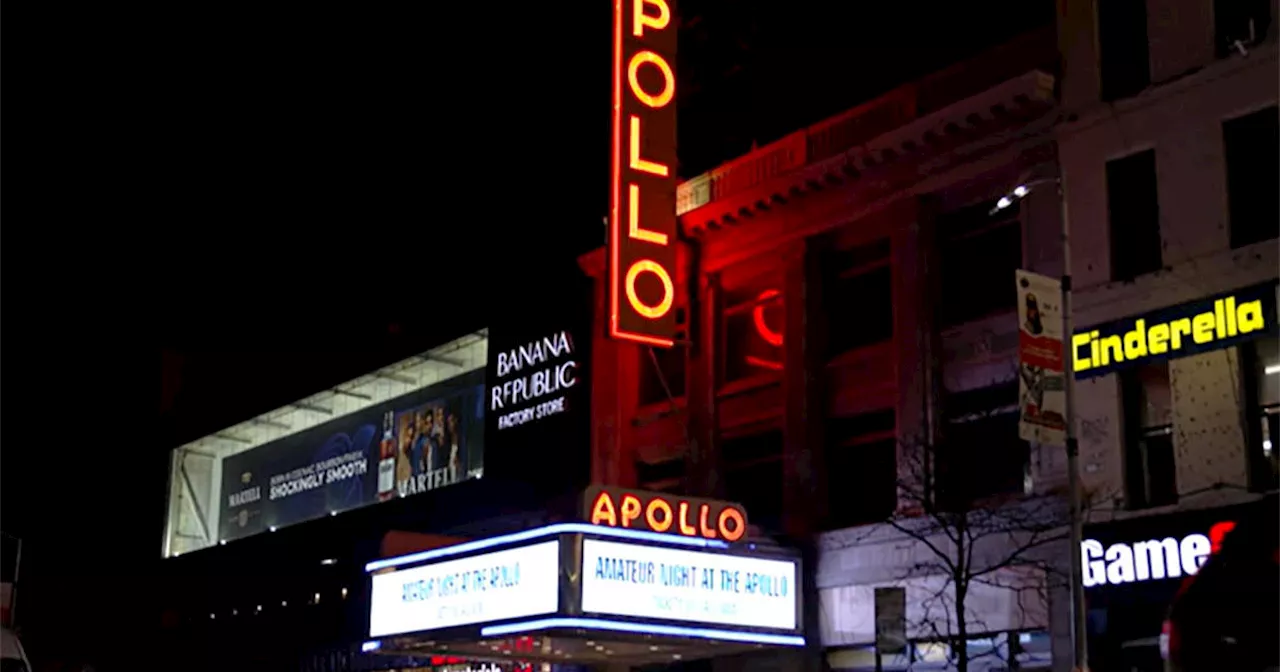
[996,174,1088,671]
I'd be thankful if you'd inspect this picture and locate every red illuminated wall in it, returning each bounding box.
[581,27,1061,539]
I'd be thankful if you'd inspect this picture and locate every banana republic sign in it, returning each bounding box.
[1073,281,1278,379]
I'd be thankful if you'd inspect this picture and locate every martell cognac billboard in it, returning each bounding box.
[608,0,679,348]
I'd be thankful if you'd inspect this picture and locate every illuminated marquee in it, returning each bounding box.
[368,541,560,638]
[585,486,748,542]
[1073,281,1278,379]
[609,0,679,347]
[580,538,800,631]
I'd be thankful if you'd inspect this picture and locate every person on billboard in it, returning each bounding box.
[446,411,461,475]
[395,413,415,491]
[412,410,432,476]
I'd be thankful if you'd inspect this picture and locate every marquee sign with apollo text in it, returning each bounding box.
[608,0,679,348]
[1072,281,1278,379]
[584,486,749,542]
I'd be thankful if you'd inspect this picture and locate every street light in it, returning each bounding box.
[997,173,1088,672]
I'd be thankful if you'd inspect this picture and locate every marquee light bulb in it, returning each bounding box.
[996,196,1013,210]
[1013,184,1029,197]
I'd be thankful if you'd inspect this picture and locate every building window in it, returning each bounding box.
[1242,336,1280,491]
[722,429,784,531]
[636,455,686,493]
[1215,0,1273,57]
[1224,106,1280,249]
[825,410,897,529]
[939,199,1023,326]
[721,274,784,385]
[1106,149,1164,282]
[936,382,1029,508]
[638,306,688,406]
[1097,0,1151,101]
[824,238,893,356]
[1120,362,1177,509]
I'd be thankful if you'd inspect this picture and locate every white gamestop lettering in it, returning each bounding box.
[1081,533,1211,587]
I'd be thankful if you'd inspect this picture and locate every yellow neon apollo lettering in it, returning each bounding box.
[1073,295,1267,373]
[625,259,675,319]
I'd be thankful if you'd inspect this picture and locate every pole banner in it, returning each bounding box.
[1017,270,1066,446]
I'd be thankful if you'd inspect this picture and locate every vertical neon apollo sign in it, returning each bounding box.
[609,0,679,347]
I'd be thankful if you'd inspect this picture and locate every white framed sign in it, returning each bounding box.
[369,540,561,637]
[580,538,799,631]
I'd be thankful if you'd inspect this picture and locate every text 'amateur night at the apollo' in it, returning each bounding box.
[400,563,522,603]
[594,556,790,598]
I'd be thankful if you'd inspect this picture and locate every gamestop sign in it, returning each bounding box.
[368,541,560,637]
[608,0,679,347]
[1081,520,1236,588]
[580,538,799,631]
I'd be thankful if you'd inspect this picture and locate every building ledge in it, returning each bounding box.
[677,68,1056,237]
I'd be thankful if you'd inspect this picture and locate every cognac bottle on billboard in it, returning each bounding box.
[377,411,396,501]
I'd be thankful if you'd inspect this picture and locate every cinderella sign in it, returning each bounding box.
[490,331,579,430]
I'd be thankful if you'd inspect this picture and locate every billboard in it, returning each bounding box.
[218,370,485,543]
[608,0,680,347]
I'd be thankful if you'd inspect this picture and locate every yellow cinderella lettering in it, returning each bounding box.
[1237,299,1265,333]
[1123,319,1148,360]
[1148,323,1170,354]
[1073,332,1094,372]
[1192,312,1216,344]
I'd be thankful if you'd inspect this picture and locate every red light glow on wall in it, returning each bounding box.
[608,0,679,348]
[745,289,783,371]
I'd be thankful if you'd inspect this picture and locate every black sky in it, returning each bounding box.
[2,1,1052,667]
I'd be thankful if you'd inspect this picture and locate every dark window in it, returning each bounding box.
[939,200,1023,326]
[937,382,1029,508]
[722,430,784,530]
[1224,106,1280,249]
[638,307,688,406]
[824,239,893,355]
[1120,362,1177,509]
[1098,0,1151,101]
[1106,150,1163,282]
[636,455,686,493]
[721,275,784,385]
[1242,336,1280,491]
[825,410,897,528]
[1214,0,1273,57]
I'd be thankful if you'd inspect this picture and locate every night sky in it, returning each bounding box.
[2,1,1052,667]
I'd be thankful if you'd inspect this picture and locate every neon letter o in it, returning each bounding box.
[627,51,675,109]
[645,499,673,532]
[625,259,674,319]
[719,507,746,542]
